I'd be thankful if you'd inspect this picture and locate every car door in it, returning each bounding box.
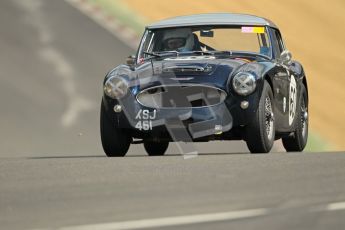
[270,28,295,132]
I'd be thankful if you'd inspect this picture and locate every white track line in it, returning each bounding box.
[53,209,267,230]
[326,201,345,211]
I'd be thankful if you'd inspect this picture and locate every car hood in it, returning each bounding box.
[134,56,250,90]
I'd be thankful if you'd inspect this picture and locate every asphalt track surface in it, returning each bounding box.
[0,1,344,230]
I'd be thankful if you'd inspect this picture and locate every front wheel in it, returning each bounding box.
[282,84,308,152]
[246,81,275,153]
[144,141,169,156]
[100,101,131,157]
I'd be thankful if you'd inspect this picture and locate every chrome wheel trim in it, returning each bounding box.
[301,96,308,138]
[265,96,274,140]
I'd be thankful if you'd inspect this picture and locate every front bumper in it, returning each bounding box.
[102,89,260,140]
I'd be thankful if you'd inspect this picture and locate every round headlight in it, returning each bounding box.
[232,72,256,96]
[104,76,129,99]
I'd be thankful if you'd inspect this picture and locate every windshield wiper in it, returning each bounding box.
[157,51,180,56]
[189,50,214,55]
[211,50,270,61]
[143,51,162,58]
[212,50,233,56]
[143,51,180,60]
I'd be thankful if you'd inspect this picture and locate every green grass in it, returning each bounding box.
[87,0,147,34]
[305,131,332,152]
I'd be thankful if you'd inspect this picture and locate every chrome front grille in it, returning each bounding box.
[136,85,227,108]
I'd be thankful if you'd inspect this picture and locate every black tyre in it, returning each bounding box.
[144,141,169,156]
[100,101,131,157]
[246,81,275,153]
[282,84,308,152]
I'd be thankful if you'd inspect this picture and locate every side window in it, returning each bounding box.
[271,29,285,59]
[275,30,285,52]
[139,31,155,59]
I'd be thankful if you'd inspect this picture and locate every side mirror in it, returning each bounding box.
[126,55,136,66]
[280,50,292,65]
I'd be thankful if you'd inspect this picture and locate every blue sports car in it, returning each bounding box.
[101,13,309,156]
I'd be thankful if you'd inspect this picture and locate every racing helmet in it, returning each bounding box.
[162,28,194,52]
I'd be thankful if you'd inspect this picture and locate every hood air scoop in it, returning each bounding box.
[162,64,213,73]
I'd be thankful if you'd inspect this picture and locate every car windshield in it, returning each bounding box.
[139,26,272,59]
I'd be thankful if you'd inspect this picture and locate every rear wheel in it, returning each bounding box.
[246,81,275,153]
[144,141,169,156]
[100,101,131,157]
[282,84,308,152]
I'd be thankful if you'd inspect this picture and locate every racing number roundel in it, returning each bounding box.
[288,74,297,126]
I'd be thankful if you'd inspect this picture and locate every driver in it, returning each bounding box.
[162,28,194,52]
